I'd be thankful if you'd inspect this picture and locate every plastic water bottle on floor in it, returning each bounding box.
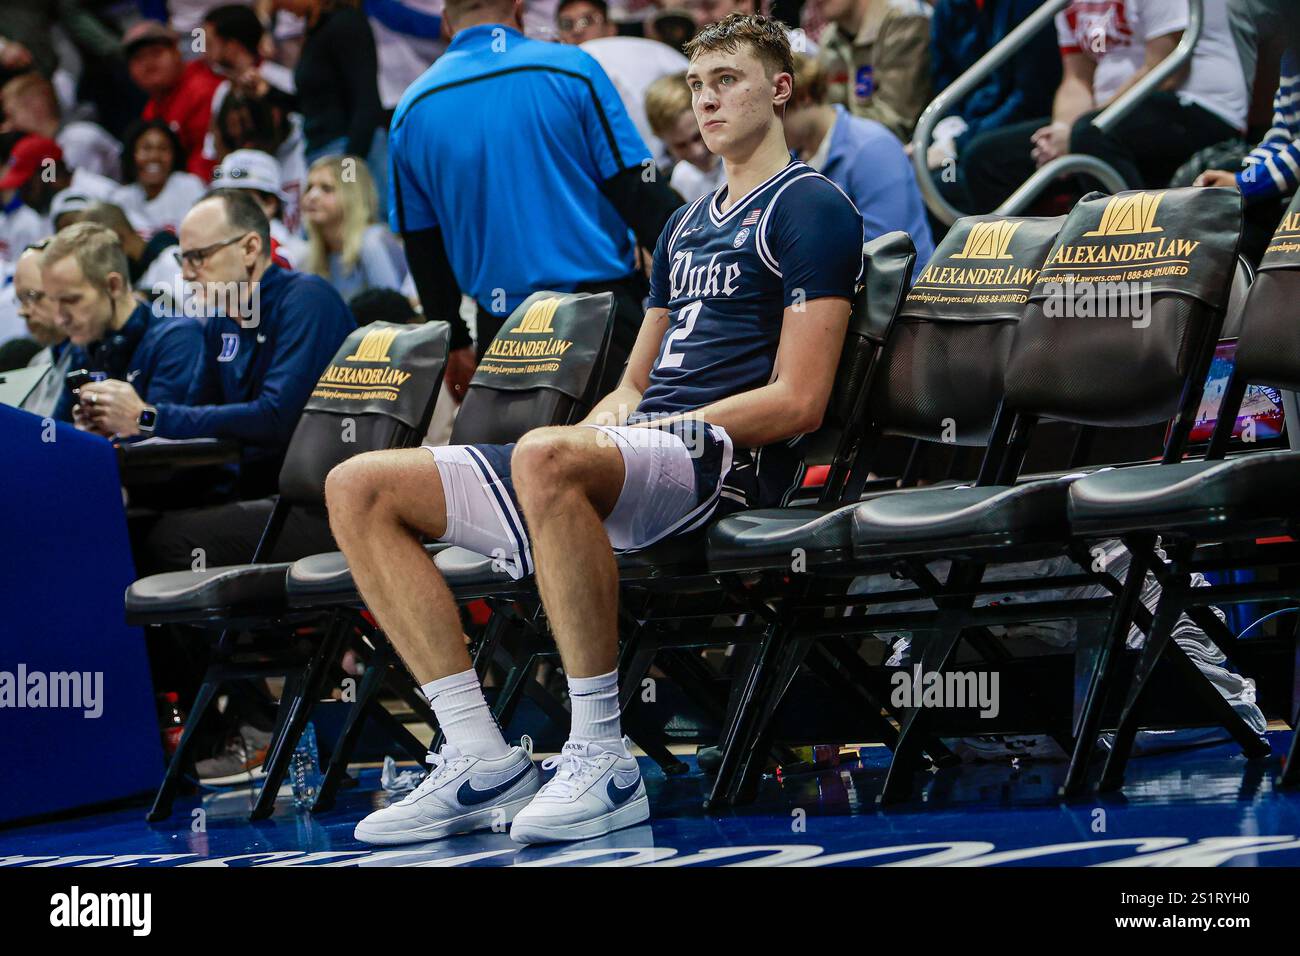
[290,723,322,811]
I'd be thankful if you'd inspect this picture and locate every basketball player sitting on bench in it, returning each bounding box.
[326,12,865,845]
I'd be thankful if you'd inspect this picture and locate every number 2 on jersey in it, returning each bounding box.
[660,300,702,369]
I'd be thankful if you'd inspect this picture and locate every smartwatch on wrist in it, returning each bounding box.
[137,404,158,434]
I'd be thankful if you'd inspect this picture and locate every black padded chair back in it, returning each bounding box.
[1004,188,1243,431]
[868,214,1065,446]
[1219,255,1256,340]
[1233,193,1300,392]
[278,321,450,505]
[450,291,616,445]
[823,231,916,431]
[817,231,916,502]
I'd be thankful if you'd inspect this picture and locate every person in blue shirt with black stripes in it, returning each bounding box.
[387,0,684,401]
[39,222,201,427]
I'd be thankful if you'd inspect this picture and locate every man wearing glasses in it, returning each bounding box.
[39,223,201,427]
[77,189,355,505]
[14,240,73,419]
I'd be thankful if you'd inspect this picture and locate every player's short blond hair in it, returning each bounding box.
[41,222,130,293]
[683,12,795,82]
[644,73,693,139]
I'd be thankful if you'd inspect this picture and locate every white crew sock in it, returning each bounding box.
[567,669,623,749]
[421,669,510,758]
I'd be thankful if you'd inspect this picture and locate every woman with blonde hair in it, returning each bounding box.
[301,154,408,301]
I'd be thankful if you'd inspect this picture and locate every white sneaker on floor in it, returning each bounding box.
[510,737,649,845]
[354,743,539,845]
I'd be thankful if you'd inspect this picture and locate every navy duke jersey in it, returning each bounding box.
[639,160,864,508]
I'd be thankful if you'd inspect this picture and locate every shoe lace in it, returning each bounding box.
[398,744,464,804]
[539,743,603,799]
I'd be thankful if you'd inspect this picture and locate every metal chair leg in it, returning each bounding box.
[249,621,346,820]
[1099,584,1270,793]
[725,629,817,805]
[1059,535,1154,799]
[491,649,540,733]
[1096,579,1185,792]
[876,624,965,807]
[704,619,781,811]
[312,646,392,812]
[146,676,221,823]
[803,641,900,750]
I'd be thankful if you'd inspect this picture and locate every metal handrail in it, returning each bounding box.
[912,0,1071,226]
[912,0,1205,224]
[998,0,1205,215]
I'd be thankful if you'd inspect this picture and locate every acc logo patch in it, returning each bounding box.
[218,332,239,362]
[733,227,751,248]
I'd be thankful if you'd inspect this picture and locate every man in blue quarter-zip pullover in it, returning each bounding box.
[40,222,200,425]
[78,189,355,499]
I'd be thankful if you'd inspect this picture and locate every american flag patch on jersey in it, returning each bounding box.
[742,208,762,225]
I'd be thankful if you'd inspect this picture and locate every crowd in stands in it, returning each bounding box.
[1,0,1298,777]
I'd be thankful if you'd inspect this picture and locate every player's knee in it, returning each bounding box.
[512,428,587,508]
[324,453,391,538]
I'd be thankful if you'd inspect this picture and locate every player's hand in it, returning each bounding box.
[1031,122,1070,167]
[80,379,146,438]
[444,345,477,402]
[1195,169,1239,189]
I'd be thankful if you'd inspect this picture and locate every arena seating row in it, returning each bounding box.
[126,291,621,820]
[695,185,1269,806]
[1065,189,1300,792]
[125,184,1300,822]
[125,318,451,820]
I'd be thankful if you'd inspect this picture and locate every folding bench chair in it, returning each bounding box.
[281,291,618,810]
[699,212,1066,806]
[1065,188,1300,793]
[124,320,450,821]
[605,230,921,797]
[704,187,1263,807]
[346,232,920,791]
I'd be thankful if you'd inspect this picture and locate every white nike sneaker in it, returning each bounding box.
[509,737,649,845]
[354,743,539,845]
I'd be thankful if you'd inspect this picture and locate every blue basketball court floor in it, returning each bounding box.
[4,730,1300,868]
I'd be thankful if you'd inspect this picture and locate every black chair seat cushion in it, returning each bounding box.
[436,533,713,598]
[435,546,523,596]
[287,544,448,608]
[616,533,710,581]
[851,479,1074,555]
[1067,451,1300,530]
[125,562,292,622]
[707,505,857,572]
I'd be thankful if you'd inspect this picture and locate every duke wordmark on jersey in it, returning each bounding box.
[669,249,743,300]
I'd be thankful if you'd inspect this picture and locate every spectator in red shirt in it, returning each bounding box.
[123,21,223,182]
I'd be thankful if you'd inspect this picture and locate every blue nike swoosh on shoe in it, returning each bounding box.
[456,764,533,806]
[606,774,639,806]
